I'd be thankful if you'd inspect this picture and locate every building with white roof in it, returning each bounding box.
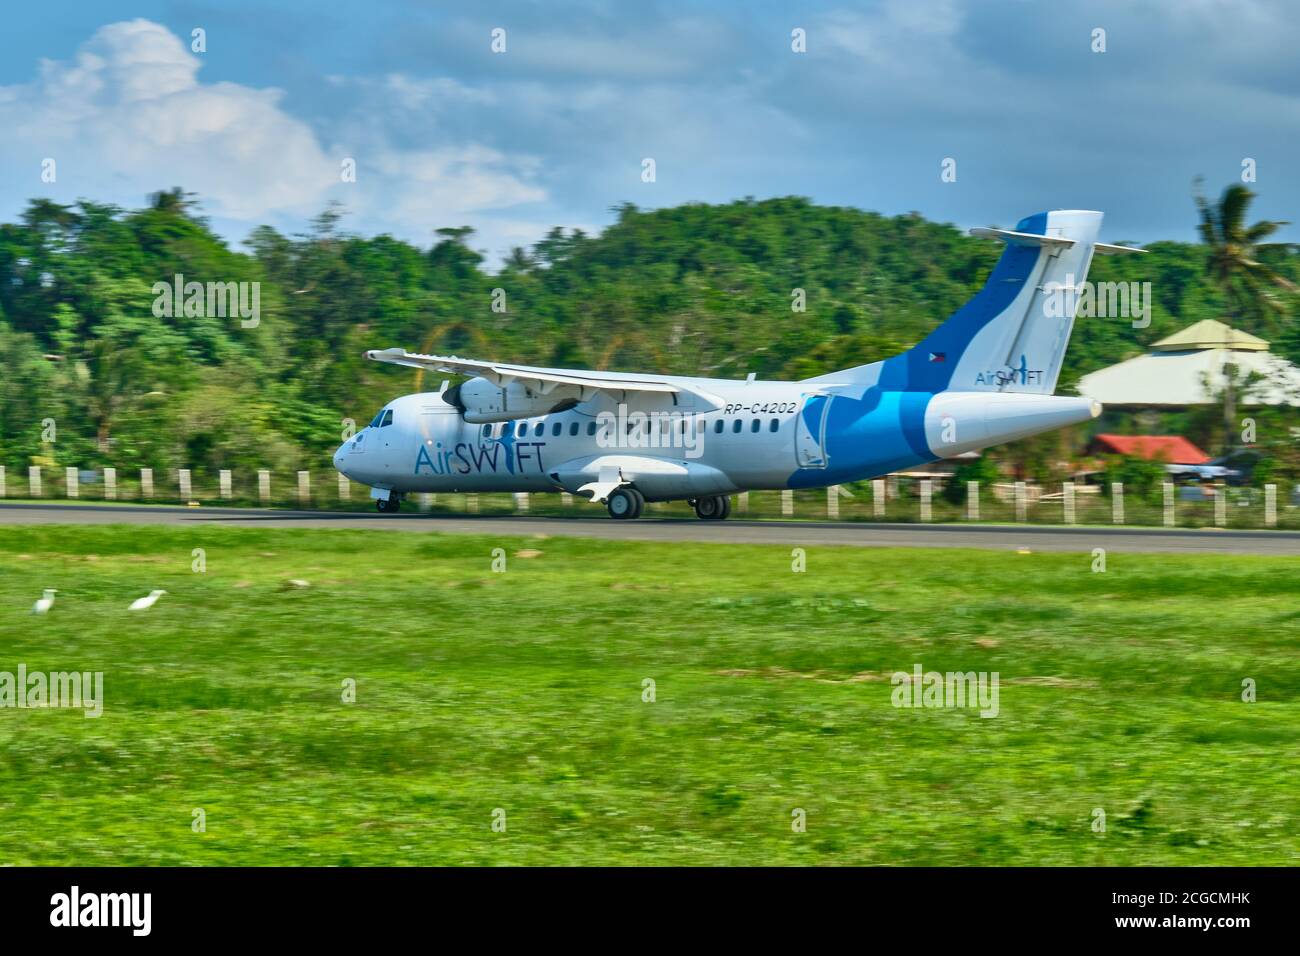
[1077,320,1300,407]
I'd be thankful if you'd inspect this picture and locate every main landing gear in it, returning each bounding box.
[691,495,731,521]
[606,487,645,520]
[376,495,402,513]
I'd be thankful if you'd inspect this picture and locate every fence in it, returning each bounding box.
[1,465,1296,529]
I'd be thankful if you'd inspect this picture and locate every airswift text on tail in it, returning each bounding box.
[335,209,1144,519]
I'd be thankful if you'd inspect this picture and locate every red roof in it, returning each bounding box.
[1091,434,1210,465]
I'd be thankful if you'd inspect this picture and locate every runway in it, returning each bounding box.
[2,502,1298,554]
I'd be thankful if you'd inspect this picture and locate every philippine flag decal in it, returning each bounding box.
[928,352,946,363]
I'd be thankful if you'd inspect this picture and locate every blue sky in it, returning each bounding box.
[4,0,1297,260]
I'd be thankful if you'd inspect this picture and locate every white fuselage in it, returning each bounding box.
[333,378,1100,502]
[334,380,813,500]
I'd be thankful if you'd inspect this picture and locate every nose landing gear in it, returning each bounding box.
[376,495,402,513]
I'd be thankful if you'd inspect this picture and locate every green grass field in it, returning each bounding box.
[0,523,1296,865]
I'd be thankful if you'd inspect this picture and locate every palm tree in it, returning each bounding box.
[1194,180,1296,451]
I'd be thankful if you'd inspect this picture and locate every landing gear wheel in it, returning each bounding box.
[607,488,641,520]
[627,488,645,519]
[376,496,401,513]
[693,495,731,520]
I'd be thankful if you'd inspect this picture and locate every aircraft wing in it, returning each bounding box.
[365,348,681,396]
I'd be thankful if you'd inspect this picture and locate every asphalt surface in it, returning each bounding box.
[2,502,1299,554]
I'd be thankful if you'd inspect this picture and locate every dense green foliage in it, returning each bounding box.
[2,190,1297,475]
[1101,455,1170,504]
[1,524,1296,864]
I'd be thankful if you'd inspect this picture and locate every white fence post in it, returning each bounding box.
[104,467,116,500]
[219,469,232,499]
[1264,484,1277,527]
[872,479,886,519]
[826,485,839,519]
[1063,481,1075,525]
[1214,485,1226,527]
[337,473,350,501]
[967,481,979,521]
[1162,481,1175,527]
[737,491,749,514]
[561,492,573,507]
[0,465,6,498]
[781,489,794,517]
[28,466,41,498]
[1014,481,1027,522]
[140,468,153,500]
[514,492,530,513]
[65,467,78,499]
[466,493,479,514]
[418,492,432,512]
[297,471,310,505]
[258,470,270,504]
[919,479,932,522]
[1111,482,1123,524]
[178,468,192,501]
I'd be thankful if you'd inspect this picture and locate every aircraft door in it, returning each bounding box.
[795,393,832,469]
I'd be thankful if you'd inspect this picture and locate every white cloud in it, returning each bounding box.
[0,19,548,241]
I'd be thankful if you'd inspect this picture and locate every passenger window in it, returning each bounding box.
[732,419,742,433]
[587,421,597,436]
[552,421,562,437]
[533,422,544,437]
[481,424,490,438]
[769,418,779,432]
[381,409,393,427]
[714,419,724,434]
[750,419,760,433]
[516,422,527,438]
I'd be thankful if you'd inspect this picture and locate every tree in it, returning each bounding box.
[942,455,1002,504]
[1194,180,1297,452]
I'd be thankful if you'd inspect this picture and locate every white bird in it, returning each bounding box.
[32,589,57,614]
[128,589,167,611]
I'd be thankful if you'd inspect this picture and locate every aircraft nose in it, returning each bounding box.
[333,442,349,473]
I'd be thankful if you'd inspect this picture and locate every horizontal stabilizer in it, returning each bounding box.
[969,227,1076,250]
[1093,242,1147,255]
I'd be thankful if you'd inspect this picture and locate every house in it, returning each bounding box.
[1088,434,1210,465]
[1077,319,1300,407]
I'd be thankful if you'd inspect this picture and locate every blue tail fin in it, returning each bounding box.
[806,210,1105,395]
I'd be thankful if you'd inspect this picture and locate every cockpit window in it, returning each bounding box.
[369,410,385,428]
[380,409,393,427]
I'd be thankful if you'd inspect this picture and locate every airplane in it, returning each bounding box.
[333,209,1144,519]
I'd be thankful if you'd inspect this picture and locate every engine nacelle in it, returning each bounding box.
[444,376,578,423]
